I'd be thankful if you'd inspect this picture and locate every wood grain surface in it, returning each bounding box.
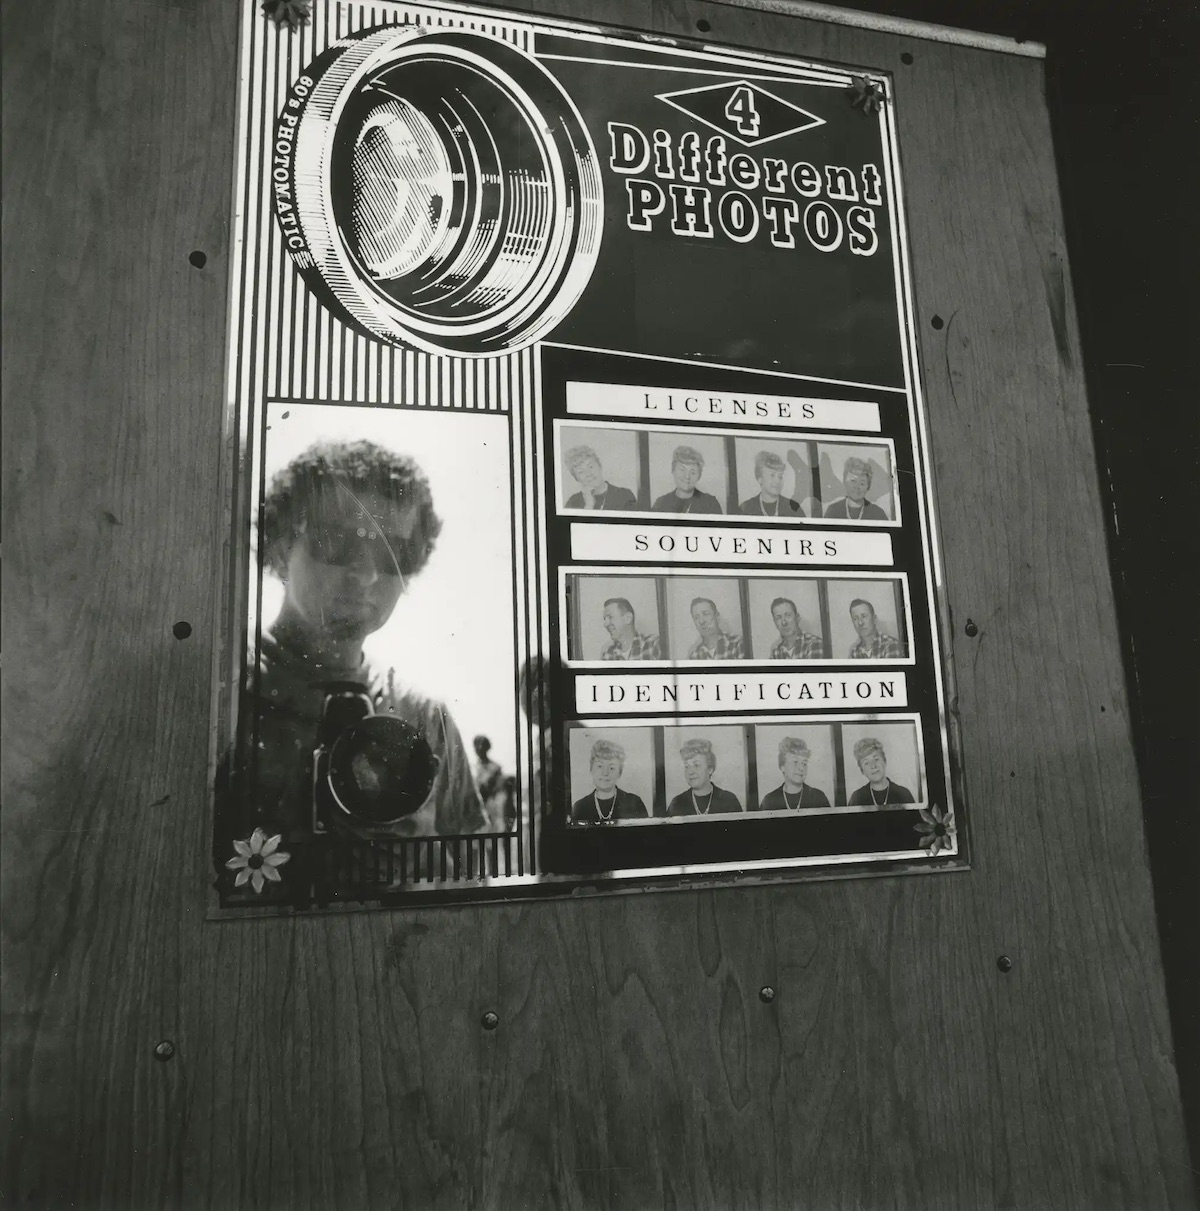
[2,0,1193,1207]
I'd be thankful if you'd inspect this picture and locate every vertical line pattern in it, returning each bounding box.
[233,1,546,892]
[256,1,532,412]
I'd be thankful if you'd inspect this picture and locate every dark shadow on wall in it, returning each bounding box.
[832,0,1199,1173]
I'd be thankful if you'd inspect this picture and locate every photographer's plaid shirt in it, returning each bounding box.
[771,632,824,660]
[600,631,662,660]
[850,633,906,659]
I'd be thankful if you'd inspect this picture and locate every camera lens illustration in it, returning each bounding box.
[279,27,604,356]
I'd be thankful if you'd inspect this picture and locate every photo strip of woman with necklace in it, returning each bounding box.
[557,425,643,514]
[566,726,655,825]
[666,737,745,817]
[738,448,808,517]
[563,444,638,511]
[755,736,832,811]
[570,739,650,824]
[731,443,818,518]
[818,444,894,521]
[837,721,925,808]
[653,433,726,513]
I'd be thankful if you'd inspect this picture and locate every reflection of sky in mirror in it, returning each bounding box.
[259,401,518,772]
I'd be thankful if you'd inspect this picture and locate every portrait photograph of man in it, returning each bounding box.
[839,721,923,809]
[231,402,521,850]
[733,439,817,518]
[647,431,727,514]
[567,727,655,824]
[745,577,826,661]
[665,576,745,661]
[817,442,895,521]
[567,574,662,662]
[752,725,836,812]
[557,425,642,513]
[661,727,747,817]
[826,578,909,660]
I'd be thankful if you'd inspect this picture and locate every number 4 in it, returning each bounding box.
[724,85,760,137]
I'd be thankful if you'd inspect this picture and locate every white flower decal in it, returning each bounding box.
[226,828,291,893]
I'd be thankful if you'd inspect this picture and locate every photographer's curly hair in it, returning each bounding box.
[261,439,441,579]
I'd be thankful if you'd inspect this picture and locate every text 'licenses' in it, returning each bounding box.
[576,672,909,713]
[570,523,894,566]
[566,381,882,433]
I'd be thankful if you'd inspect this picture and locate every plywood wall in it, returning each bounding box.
[3,0,1193,1206]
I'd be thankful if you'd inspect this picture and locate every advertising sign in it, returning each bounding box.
[211,0,965,913]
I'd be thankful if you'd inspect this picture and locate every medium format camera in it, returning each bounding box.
[311,683,438,837]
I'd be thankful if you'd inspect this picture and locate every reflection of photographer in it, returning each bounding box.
[247,439,485,844]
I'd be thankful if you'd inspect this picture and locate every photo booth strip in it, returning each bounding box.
[561,567,913,665]
[553,418,902,525]
[565,714,931,825]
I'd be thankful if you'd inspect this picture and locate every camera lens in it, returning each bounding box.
[325,715,438,826]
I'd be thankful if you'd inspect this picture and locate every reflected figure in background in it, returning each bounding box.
[473,735,503,799]
[472,735,509,830]
[739,450,805,517]
[667,738,744,816]
[769,596,824,660]
[652,445,723,514]
[599,597,661,660]
[519,654,549,735]
[515,654,550,827]
[823,455,889,520]
[236,440,485,844]
[848,737,915,807]
[848,597,906,659]
[688,596,743,660]
[756,737,831,811]
[570,739,650,824]
[564,445,638,510]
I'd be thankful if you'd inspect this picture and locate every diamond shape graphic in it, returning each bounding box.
[657,79,825,148]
